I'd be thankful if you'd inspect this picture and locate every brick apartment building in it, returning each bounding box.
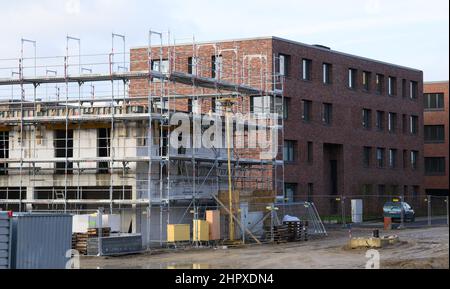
[424,81,449,196]
[130,36,424,214]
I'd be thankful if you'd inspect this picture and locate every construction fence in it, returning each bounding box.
[303,194,449,227]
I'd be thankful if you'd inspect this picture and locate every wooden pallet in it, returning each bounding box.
[72,228,111,255]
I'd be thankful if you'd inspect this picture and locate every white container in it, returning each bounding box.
[351,199,363,223]
[72,214,101,233]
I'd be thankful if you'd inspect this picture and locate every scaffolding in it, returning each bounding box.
[0,31,288,246]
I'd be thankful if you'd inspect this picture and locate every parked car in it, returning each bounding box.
[383,202,415,222]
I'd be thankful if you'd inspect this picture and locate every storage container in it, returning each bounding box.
[11,213,72,269]
[206,211,220,240]
[193,220,209,242]
[167,224,190,242]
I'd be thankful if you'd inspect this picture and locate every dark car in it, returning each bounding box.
[383,202,415,222]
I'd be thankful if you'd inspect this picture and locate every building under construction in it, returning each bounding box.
[1,32,322,247]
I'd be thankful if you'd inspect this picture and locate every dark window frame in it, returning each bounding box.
[376,147,385,168]
[376,74,384,95]
[363,146,372,168]
[362,71,371,91]
[348,68,357,89]
[322,63,332,85]
[388,76,397,96]
[322,103,333,125]
[425,157,446,176]
[362,109,372,129]
[424,125,445,143]
[302,58,312,81]
[302,99,312,122]
[424,93,445,110]
[376,111,385,131]
[284,140,297,163]
[307,141,313,164]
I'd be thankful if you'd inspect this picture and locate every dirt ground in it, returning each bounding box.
[80,226,449,269]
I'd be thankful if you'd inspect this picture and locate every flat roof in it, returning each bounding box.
[132,35,422,73]
[424,80,449,84]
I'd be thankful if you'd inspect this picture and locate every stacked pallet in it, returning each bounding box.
[72,227,111,255]
[266,224,290,243]
[72,233,89,255]
[283,221,308,242]
[283,221,302,242]
[87,227,111,237]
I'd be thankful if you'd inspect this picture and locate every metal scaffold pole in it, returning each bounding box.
[0,32,286,247]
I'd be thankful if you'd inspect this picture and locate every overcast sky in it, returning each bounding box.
[0,0,448,81]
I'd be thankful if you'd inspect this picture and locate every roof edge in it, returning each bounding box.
[131,35,423,73]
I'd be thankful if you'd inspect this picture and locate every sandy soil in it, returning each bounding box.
[80,226,449,269]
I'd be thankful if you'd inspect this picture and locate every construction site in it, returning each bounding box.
[0,31,328,258]
[0,31,448,271]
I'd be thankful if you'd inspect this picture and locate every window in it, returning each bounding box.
[302,100,312,122]
[376,74,384,94]
[362,184,373,195]
[402,114,408,134]
[410,151,418,170]
[188,57,198,75]
[362,71,371,91]
[283,98,289,120]
[307,142,313,164]
[424,93,444,110]
[322,63,332,84]
[212,98,224,114]
[409,81,418,99]
[307,183,314,201]
[348,68,357,89]
[362,109,371,129]
[279,54,290,77]
[322,103,332,125]
[363,146,372,168]
[250,96,263,114]
[284,140,296,162]
[425,157,446,175]
[284,183,297,203]
[402,79,407,98]
[302,59,312,81]
[424,125,445,143]
[211,98,217,113]
[98,128,111,174]
[376,148,385,168]
[410,115,419,135]
[388,76,397,96]
[188,99,200,114]
[54,130,73,175]
[151,59,169,82]
[211,55,223,79]
[389,149,397,168]
[0,131,8,176]
[376,111,385,131]
[403,150,408,168]
[388,112,397,133]
[250,96,282,115]
[378,184,386,196]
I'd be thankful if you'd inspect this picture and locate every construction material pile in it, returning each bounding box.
[267,221,308,244]
[72,227,111,255]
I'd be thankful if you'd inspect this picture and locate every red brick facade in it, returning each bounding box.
[424,81,449,196]
[130,36,425,209]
